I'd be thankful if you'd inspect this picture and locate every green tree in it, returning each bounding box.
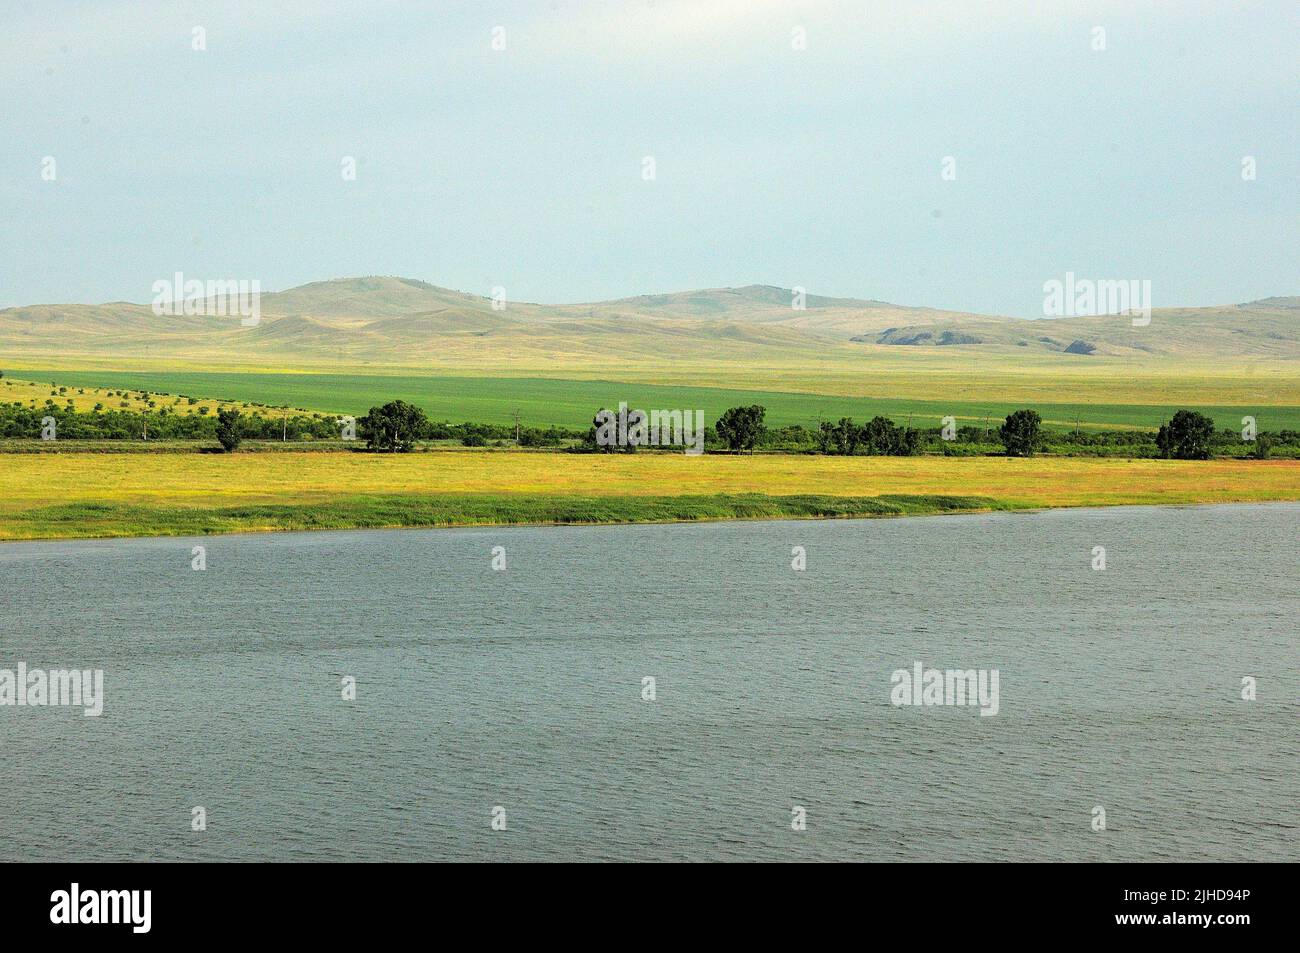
[834,417,860,455]
[588,408,638,453]
[860,416,919,455]
[998,409,1042,457]
[215,407,243,452]
[1155,410,1214,460]
[715,405,766,454]
[360,399,428,452]
[814,421,833,454]
[816,417,861,455]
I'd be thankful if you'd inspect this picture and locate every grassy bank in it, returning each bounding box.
[4,493,1009,540]
[1,451,1296,540]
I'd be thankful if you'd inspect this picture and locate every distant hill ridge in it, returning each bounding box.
[1,275,1296,363]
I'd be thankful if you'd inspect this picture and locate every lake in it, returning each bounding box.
[1,504,1296,861]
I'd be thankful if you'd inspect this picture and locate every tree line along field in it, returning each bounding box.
[9,368,1300,433]
[2,452,1297,540]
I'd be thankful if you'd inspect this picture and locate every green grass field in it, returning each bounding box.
[16,369,1300,432]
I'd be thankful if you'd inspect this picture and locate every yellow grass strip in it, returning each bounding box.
[3,452,1296,517]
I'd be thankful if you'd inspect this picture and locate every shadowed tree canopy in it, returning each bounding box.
[715,405,766,453]
[861,415,920,456]
[215,407,242,452]
[360,399,428,452]
[999,409,1042,457]
[1156,410,1215,460]
[817,416,859,455]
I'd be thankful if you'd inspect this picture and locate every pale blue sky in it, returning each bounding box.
[1,0,1295,315]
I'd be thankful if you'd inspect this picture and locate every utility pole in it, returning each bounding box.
[513,408,521,445]
[282,407,288,442]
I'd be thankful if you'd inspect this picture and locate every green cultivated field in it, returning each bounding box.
[16,370,1300,432]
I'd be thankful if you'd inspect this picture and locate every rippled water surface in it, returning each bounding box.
[2,504,1296,861]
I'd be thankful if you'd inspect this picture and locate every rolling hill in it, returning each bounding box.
[3,278,1298,415]
[867,297,1300,358]
[2,276,1295,366]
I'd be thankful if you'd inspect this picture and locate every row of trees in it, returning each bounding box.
[0,393,1269,461]
[172,402,1298,460]
[0,401,337,442]
[705,406,1225,459]
[0,398,568,452]
[995,408,1220,459]
[816,416,921,456]
[578,404,1026,457]
[578,406,923,457]
[207,400,434,453]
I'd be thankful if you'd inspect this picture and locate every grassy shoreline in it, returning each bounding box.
[2,493,1017,541]
[2,451,1296,541]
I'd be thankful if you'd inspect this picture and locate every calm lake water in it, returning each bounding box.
[2,504,1296,862]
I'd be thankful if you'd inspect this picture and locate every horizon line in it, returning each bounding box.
[3,273,1295,319]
